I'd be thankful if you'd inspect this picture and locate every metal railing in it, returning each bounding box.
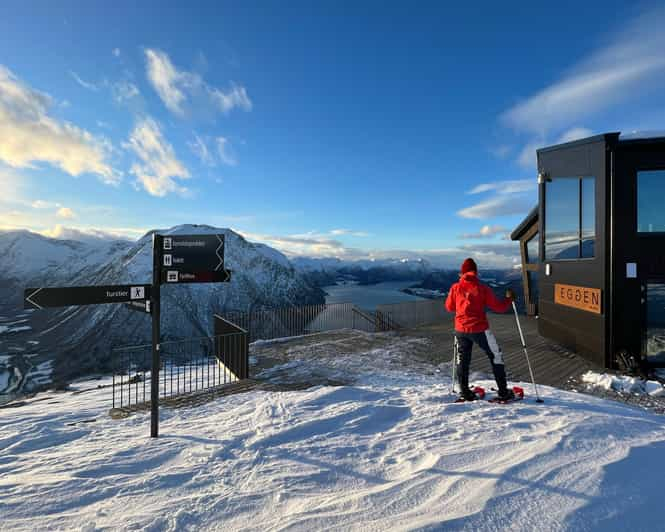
[110,299,449,409]
[111,331,248,410]
[375,299,447,330]
[215,299,449,342]
[219,303,359,342]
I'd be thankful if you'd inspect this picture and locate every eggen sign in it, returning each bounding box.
[554,283,602,314]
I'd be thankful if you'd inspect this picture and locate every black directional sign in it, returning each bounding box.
[158,234,231,285]
[161,269,232,284]
[125,299,152,314]
[160,234,225,272]
[24,284,151,310]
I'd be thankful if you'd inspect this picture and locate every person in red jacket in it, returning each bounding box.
[445,258,515,401]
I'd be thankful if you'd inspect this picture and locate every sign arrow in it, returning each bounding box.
[125,299,152,314]
[158,234,225,272]
[161,268,232,285]
[24,284,151,310]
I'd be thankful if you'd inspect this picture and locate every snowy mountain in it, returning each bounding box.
[291,256,345,272]
[292,256,431,274]
[292,256,434,287]
[0,230,129,306]
[0,225,325,385]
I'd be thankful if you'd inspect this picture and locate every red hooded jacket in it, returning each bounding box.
[445,271,512,333]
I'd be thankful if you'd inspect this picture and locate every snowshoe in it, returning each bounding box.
[472,386,486,399]
[454,386,486,403]
[488,386,524,404]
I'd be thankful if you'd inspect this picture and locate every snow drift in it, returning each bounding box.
[2,334,665,531]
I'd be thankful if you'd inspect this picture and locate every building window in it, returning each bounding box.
[526,232,539,264]
[581,177,595,258]
[645,283,665,363]
[638,170,665,233]
[545,176,595,260]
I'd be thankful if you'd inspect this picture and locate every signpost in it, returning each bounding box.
[23,232,232,438]
[157,234,231,285]
[151,234,162,439]
[24,284,150,310]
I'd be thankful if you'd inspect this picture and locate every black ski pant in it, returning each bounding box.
[455,330,508,394]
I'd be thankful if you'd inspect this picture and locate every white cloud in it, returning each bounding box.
[189,134,215,166]
[69,71,98,91]
[557,127,594,144]
[189,134,239,166]
[216,137,237,166]
[125,117,190,197]
[502,6,665,134]
[111,80,140,104]
[145,49,186,115]
[239,230,518,269]
[144,48,252,117]
[0,65,116,183]
[489,144,512,159]
[209,84,252,113]
[56,207,76,219]
[459,225,508,239]
[330,229,370,237]
[516,128,594,169]
[467,179,535,195]
[460,179,537,220]
[516,140,543,169]
[241,231,349,258]
[41,224,143,242]
[32,199,59,209]
[457,196,533,219]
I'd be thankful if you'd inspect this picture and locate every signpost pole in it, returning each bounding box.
[150,234,162,438]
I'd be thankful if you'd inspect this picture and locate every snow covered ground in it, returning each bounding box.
[2,337,665,531]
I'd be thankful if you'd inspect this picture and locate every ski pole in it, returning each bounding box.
[451,336,457,394]
[511,301,543,403]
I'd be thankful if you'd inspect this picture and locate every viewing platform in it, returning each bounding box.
[250,312,602,391]
[409,313,601,389]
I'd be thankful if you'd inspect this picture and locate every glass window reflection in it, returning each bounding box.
[544,176,595,260]
[526,233,539,263]
[638,170,665,233]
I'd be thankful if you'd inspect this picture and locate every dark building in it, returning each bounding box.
[511,132,665,370]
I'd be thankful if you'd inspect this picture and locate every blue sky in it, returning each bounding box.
[2,1,665,268]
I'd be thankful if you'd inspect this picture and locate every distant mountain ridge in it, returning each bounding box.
[292,255,433,287]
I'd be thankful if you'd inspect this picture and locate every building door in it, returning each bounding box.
[643,282,665,366]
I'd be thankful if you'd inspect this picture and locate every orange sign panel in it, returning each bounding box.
[554,283,601,314]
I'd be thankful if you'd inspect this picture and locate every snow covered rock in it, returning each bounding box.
[582,370,665,397]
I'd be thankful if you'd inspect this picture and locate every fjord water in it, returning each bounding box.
[323,280,425,311]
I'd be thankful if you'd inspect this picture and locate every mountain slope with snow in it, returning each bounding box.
[0,225,325,388]
[1,335,664,531]
[0,230,129,306]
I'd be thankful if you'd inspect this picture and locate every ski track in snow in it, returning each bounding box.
[2,352,665,531]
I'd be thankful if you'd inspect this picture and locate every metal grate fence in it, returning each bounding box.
[111,331,247,410]
[219,303,363,341]
[376,299,447,330]
[111,299,449,409]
